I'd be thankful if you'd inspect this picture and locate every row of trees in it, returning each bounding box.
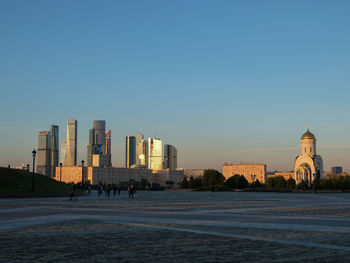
[180,169,350,191]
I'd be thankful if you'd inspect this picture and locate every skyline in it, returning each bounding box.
[1,1,350,171]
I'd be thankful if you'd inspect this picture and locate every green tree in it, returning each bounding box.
[266,176,287,191]
[180,177,189,189]
[286,177,296,190]
[202,169,225,186]
[297,180,308,191]
[224,174,249,189]
[251,179,262,189]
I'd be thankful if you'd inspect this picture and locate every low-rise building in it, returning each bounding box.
[222,163,267,184]
[268,172,294,180]
[54,166,184,187]
[183,169,205,179]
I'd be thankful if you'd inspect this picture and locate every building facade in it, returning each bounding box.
[294,129,324,185]
[125,136,136,168]
[268,172,294,180]
[135,132,147,168]
[222,163,267,184]
[105,130,112,167]
[331,166,343,174]
[54,166,184,187]
[60,141,67,165]
[87,120,106,167]
[37,131,51,176]
[65,119,77,166]
[148,138,163,170]
[164,144,177,170]
[50,125,59,170]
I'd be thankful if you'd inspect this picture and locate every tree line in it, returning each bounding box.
[180,169,350,191]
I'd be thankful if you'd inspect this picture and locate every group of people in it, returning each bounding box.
[97,184,121,197]
[68,182,137,200]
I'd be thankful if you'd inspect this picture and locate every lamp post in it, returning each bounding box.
[81,160,84,185]
[31,149,36,192]
[59,163,62,183]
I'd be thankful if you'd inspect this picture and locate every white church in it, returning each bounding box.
[294,128,324,185]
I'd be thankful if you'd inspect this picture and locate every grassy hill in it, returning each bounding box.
[0,167,71,194]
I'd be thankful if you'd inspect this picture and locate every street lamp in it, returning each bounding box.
[81,160,84,185]
[31,149,36,192]
[59,163,62,183]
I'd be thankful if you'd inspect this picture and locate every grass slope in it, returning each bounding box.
[0,167,71,194]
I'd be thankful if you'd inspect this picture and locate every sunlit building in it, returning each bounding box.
[65,119,77,166]
[60,141,67,165]
[148,138,163,170]
[164,144,177,170]
[294,128,324,185]
[125,136,136,168]
[105,130,112,167]
[135,132,147,168]
[222,163,267,184]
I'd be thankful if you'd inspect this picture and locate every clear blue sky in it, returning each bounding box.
[1,0,350,171]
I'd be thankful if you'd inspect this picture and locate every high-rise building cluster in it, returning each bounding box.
[125,133,177,170]
[36,119,178,176]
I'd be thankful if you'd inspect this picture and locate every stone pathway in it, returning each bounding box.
[1,191,350,262]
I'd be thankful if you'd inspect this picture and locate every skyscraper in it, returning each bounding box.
[105,130,112,167]
[164,144,177,170]
[125,136,136,168]
[87,120,106,167]
[135,132,146,168]
[148,138,163,170]
[60,141,67,165]
[37,131,51,176]
[93,120,106,146]
[65,119,77,166]
[50,125,59,176]
[139,138,147,167]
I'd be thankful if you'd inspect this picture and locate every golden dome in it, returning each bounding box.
[301,129,315,140]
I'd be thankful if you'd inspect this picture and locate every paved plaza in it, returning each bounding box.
[1,191,350,262]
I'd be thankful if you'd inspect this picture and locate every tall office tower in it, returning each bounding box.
[135,132,144,167]
[50,125,59,176]
[65,119,77,166]
[164,144,177,170]
[93,120,106,146]
[87,120,106,167]
[37,131,51,176]
[148,138,163,170]
[139,138,147,167]
[125,136,136,168]
[105,130,112,167]
[60,141,67,165]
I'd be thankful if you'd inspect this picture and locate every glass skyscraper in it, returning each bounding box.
[65,119,77,166]
[125,136,136,168]
[164,144,177,170]
[148,138,163,170]
[87,120,106,167]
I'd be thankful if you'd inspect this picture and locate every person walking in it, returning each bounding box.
[128,184,134,199]
[113,184,117,196]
